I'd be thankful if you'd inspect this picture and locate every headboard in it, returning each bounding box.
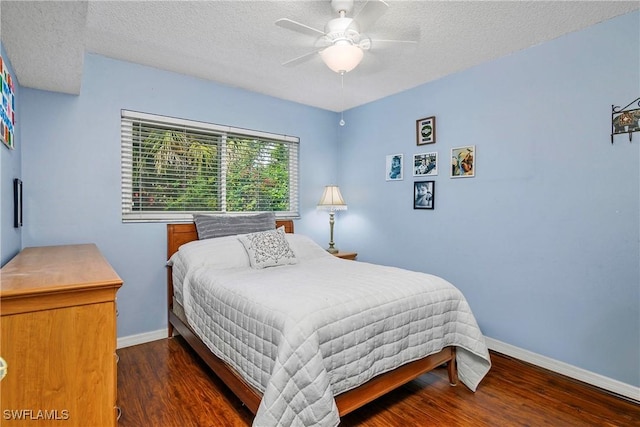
[167,220,294,260]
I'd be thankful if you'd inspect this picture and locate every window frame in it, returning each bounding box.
[121,110,299,223]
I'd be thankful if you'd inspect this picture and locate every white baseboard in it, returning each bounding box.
[116,330,639,402]
[485,337,640,402]
[117,328,167,349]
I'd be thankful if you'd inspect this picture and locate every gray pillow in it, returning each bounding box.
[237,227,298,269]
[193,212,276,239]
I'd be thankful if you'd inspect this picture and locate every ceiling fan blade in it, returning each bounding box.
[352,0,389,33]
[369,39,418,47]
[275,18,325,38]
[358,35,417,51]
[281,48,323,67]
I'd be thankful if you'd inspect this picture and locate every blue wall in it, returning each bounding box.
[12,11,640,389]
[338,12,639,386]
[0,43,21,265]
[19,53,339,340]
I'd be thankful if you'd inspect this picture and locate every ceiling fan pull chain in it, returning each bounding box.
[340,71,346,126]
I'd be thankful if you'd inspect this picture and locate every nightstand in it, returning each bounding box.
[333,251,357,260]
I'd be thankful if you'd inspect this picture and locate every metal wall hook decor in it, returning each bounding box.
[611,97,640,144]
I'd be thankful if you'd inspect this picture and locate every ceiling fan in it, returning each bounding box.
[275,0,416,74]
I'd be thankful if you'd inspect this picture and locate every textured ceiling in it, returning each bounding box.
[1,1,638,112]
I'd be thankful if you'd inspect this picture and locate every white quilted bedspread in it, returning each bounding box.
[173,238,491,427]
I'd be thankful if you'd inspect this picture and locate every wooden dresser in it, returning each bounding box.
[0,244,123,426]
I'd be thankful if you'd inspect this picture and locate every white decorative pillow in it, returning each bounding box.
[170,235,251,270]
[238,227,298,269]
[285,234,334,261]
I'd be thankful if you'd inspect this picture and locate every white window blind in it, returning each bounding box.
[121,110,299,222]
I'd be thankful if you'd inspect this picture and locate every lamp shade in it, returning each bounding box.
[317,185,347,211]
[320,43,363,74]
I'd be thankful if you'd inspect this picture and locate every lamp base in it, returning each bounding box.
[326,247,339,254]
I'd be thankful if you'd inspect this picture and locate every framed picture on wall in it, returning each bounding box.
[386,153,403,181]
[414,181,434,209]
[413,152,437,176]
[1,55,16,150]
[451,145,475,178]
[416,116,436,145]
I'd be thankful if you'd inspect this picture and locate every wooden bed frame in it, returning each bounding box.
[166,220,458,417]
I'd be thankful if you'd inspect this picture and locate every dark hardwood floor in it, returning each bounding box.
[117,336,640,426]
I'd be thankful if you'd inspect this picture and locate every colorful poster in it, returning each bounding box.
[1,55,16,149]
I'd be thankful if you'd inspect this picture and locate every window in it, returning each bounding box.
[121,110,299,222]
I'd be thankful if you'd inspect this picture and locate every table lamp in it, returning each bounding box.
[317,185,347,254]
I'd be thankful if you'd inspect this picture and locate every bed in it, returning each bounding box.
[167,217,491,427]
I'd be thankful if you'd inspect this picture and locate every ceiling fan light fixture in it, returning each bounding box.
[320,43,363,73]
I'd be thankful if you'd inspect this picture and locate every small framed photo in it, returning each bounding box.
[413,152,437,176]
[416,116,436,145]
[386,153,403,181]
[451,145,475,178]
[414,181,434,210]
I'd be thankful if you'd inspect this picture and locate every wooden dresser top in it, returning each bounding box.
[1,244,123,300]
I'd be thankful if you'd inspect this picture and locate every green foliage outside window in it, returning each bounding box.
[131,127,290,213]
[225,137,290,212]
